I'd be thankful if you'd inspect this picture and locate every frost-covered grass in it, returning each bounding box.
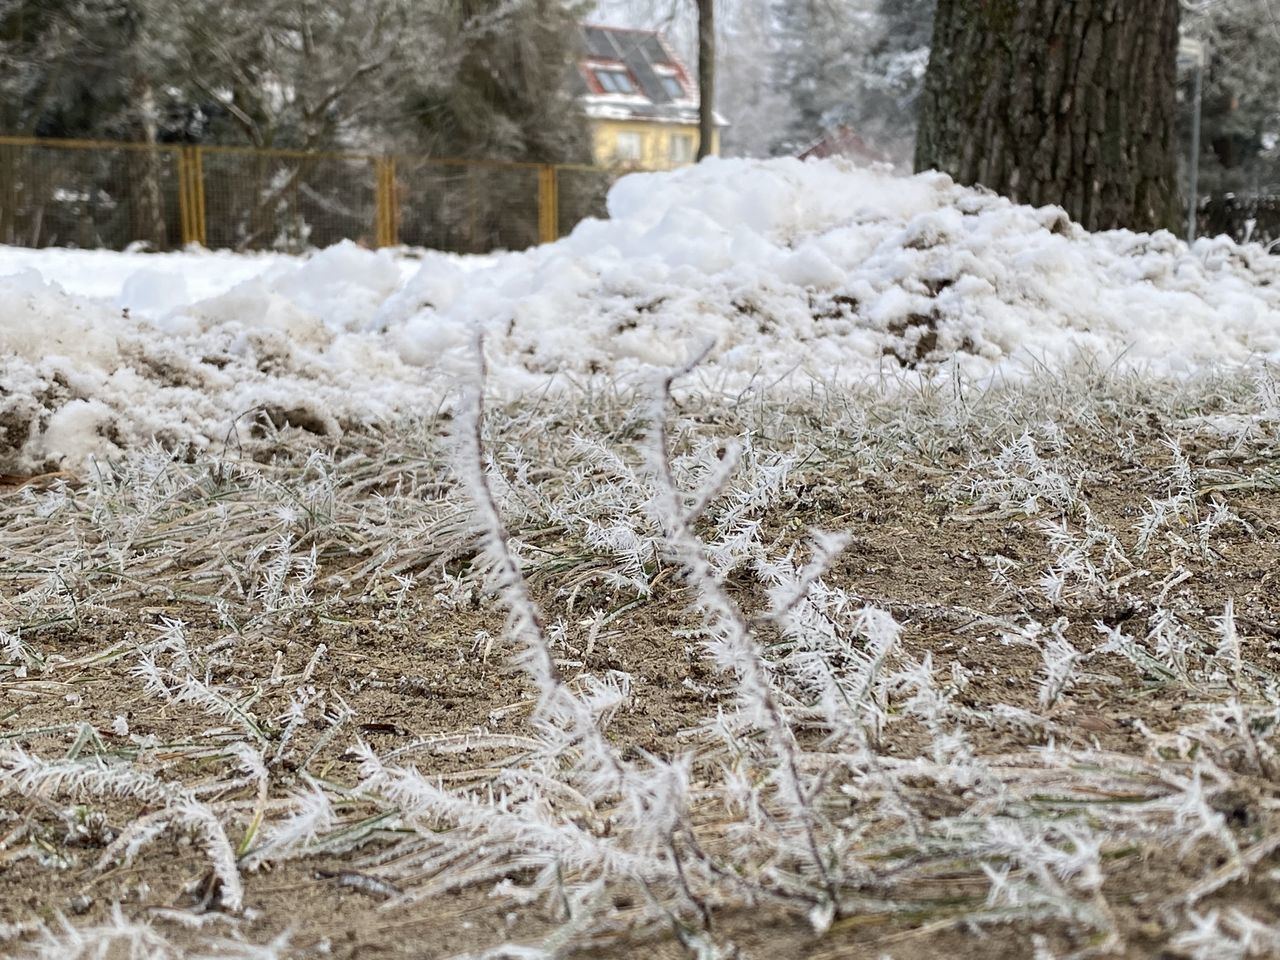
[5,156,1280,955]
[4,360,1280,958]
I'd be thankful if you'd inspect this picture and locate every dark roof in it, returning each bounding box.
[575,24,725,126]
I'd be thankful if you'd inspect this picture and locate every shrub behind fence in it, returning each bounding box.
[1200,195,1280,249]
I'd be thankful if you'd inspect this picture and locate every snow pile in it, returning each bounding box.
[4,157,1280,472]
[0,245,288,310]
[421,160,1280,383]
[0,246,442,473]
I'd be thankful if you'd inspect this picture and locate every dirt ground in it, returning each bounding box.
[3,396,1280,959]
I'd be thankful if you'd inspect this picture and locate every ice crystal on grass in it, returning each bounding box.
[1173,909,1280,960]
[0,748,246,913]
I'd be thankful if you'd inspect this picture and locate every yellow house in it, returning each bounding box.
[575,25,725,171]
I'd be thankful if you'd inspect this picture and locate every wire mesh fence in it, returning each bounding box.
[201,148,382,252]
[555,165,615,238]
[0,139,184,250]
[0,137,623,255]
[394,158,544,254]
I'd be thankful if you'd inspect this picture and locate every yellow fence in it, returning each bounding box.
[0,136,617,254]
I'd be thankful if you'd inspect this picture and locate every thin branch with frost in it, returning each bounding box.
[1037,619,1084,711]
[1,748,177,807]
[1172,908,1280,960]
[644,352,840,910]
[453,342,630,796]
[241,784,334,870]
[344,340,707,933]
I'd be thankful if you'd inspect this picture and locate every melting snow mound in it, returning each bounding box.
[3,157,1280,472]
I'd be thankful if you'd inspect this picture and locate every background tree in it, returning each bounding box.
[768,0,874,154]
[1181,0,1280,197]
[856,0,933,150]
[0,0,589,160]
[400,0,589,162]
[0,0,146,139]
[915,0,1182,233]
[713,0,787,157]
[766,0,932,162]
[696,0,714,159]
[0,0,191,245]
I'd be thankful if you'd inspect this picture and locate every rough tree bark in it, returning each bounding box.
[915,0,1182,233]
[696,0,715,161]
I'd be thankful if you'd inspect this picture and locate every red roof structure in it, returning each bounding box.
[574,24,726,127]
[797,126,890,165]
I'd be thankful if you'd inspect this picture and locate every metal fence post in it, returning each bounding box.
[388,157,399,247]
[374,156,399,248]
[192,146,206,247]
[373,158,386,247]
[538,165,558,245]
[178,146,207,247]
[177,149,192,246]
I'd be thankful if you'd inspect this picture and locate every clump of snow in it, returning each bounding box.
[4,157,1280,472]
[118,268,192,317]
[0,260,442,473]
[0,244,289,309]
[264,240,406,333]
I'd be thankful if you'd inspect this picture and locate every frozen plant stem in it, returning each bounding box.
[450,342,720,935]
[456,348,627,789]
[646,352,840,912]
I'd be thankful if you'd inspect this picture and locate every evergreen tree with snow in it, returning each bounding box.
[399,0,591,163]
[769,0,932,162]
[1183,0,1280,198]
[857,0,933,147]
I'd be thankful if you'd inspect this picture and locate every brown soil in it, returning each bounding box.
[3,413,1280,959]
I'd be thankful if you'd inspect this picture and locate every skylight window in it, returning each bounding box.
[594,69,636,94]
[661,76,685,99]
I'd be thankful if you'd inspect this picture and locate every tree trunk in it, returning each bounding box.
[915,0,1182,233]
[697,0,716,160]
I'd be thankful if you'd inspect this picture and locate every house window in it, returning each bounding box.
[594,69,636,94]
[660,76,685,99]
[615,132,644,162]
[669,134,694,163]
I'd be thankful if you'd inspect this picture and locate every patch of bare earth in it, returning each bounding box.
[4,382,1280,959]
